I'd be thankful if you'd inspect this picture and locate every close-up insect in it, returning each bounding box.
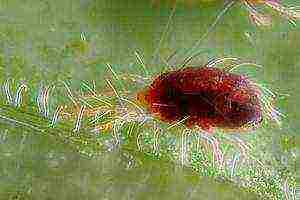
[0,0,298,200]
[137,64,265,132]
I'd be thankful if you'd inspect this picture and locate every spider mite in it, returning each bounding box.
[241,0,300,26]
[136,58,280,133]
[137,62,263,133]
[135,57,284,167]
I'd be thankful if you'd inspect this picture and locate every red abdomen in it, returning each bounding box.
[137,67,263,132]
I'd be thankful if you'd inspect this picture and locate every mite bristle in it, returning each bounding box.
[198,132,218,167]
[207,135,223,168]
[230,153,240,178]
[282,179,289,200]
[134,51,149,77]
[36,84,55,117]
[36,85,44,115]
[105,79,126,110]
[242,0,300,26]
[152,127,161,154]
[118,72,149,89]
[268,107,283,126]
[243,1,272,26]
[151,0,177,66]
[81,81,97,96]
[45,86,55,117]
[13,83,27,108]
[136,130,142,151]
[250,12,272,26]
[180,129,189,166]
[259,84,276,98]
[78,97,94,109]
[206,57,239,68]
[41,87,47,116]
[61,81,78,107]
[119,97,145,116]
[112,120,124,147]
[89,95,112,107]
[264,0,300,23]
[181,0,235,64]
[167,116,189,130]
[255,83,285,127]
[106,63,126,92]
[261,96,284,125]
[50,105,64,127]
[227,62,263,72]
[105,79,120,98]
[73,105,86,132]
[3,79,13,105]
[90,110,112,125]
[225,135,250,167]
[195,132,201,153]
[224,137,246,168]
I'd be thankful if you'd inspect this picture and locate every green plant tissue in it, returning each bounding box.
[0,0,299,200]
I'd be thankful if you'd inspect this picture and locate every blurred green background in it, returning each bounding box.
[0,0,299,199]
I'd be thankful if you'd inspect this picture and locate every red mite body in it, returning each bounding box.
[137,66,263,132]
